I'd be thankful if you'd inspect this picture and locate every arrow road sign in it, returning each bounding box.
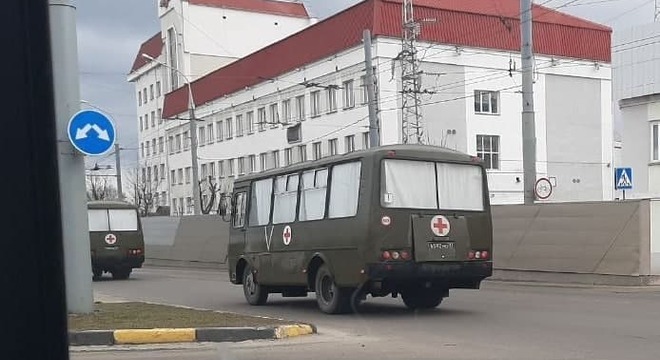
[67,109,116,156]
[614,167,633,190]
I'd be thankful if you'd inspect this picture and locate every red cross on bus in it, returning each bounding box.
[104,233,117,245]
[431,215,450,237]
[282,225,292,246]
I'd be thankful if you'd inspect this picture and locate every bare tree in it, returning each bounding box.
[86,175,118,201]
[126,167,163,217]
[197,176,234,216]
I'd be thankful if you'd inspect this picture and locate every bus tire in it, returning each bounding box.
[243,264,268,305]
[111,267,132,280]
[315,265,352,314]
[401,288,443,310]
[92,268,103,281]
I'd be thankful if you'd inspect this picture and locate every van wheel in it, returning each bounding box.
[243,264,268,305]
[92,269,102,281]
[401,288,443,310]
[111,267,132,280]
[315,265,353,314]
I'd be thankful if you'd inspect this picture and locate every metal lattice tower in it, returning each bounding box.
[401,0,424,144]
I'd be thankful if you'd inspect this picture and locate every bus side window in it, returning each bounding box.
[328,161,362,218]
[232,192,247,228]
[299,168,327,221]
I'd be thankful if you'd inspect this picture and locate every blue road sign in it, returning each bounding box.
[615,167,633,190]
[67,109,116,156]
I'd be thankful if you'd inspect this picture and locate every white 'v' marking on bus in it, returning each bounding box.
[264,226,275,251]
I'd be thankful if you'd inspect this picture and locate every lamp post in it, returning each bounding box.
[141,53,201,215]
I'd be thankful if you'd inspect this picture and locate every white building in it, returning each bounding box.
[159,0,615,215]
[127,0,316,214]
[614,22,660,199]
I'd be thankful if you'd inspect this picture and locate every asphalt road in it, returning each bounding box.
[72,266,660,360]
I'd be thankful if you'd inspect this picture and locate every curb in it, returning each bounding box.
[69,324,316,346]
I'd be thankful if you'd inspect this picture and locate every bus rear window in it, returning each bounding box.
[88,209,109,232]
[382,160,484,211]
[108,209,139,231]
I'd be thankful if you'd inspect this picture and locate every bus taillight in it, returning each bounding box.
[469,250,489,260]
[400,250,411,260]
[381,251,392,260]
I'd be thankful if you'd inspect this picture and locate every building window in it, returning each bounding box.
[269,103,279,127]
[216,120,223,141]
[152,139,156,155]
[272,150,280,169]
[160,164,165,179]
[167,27,179,89]
[296,95,306,121]
[311,91,321,117]
[141,168,146,182]
[249,155,257,173]
[343,80,355,109]
[228,159,235,176]
[138,92,142,107]
[156,81,161,97]
[185,167,191,183]
[246,111,255,134]
[236,114,244,137]
[153,166,158,182]
[653,122,659,162]
[175,134,182,152]
[282,99,291,124]
[226,118,233,139]
[476,135,500,170]
[171,170,176,185]
[183,131,190,150]
[298,145,307,162]
[284,148,293,166]
[258,107,267,131]
[207,124,214,144]
[201,163,208,179]
[238,157,246,175]
[139,116,143,131]
[345,135,355,153]
[151,111,156,127]
[328,138,338,156]
[177,169,183,185]
[158,109,163,124]
[360,75,368,104]
[158,137,164,153]
[327,86,338,113]
[260,153,268,172]
[143,88,148,104]
[218,160,225,178]
[146,142,151,156]
[312,142,322,160]
[474,90,499,114]
[362,132,370,149]
[198,126,206,146]
[141,143,145,158]
[168,136,174,153]
[209,162,216,178]
[144,114,149,129]
[150,84,154,100]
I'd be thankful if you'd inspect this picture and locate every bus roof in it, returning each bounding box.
[87,200,138,210]
[236,144,479,184]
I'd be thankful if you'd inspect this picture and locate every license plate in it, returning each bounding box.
[428,242,454,250]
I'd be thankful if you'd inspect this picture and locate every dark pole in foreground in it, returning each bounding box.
[2,0,69,359]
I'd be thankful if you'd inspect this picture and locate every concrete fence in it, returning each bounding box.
[141,199,660,285]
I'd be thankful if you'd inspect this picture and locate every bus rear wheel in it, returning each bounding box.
[111,267,132,280]
[243,264,268,305]
[401,287,444,310]
[315,265,353,314]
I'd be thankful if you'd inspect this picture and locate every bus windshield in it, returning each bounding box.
[382,159,484,211]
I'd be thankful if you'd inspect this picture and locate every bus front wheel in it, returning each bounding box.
[243,264,268,305]
[315,265,353,314]
[401,287,444,310]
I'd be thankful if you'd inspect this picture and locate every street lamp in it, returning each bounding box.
[142,53,201,215]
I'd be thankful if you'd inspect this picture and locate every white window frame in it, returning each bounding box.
[327,86,338,113]
[311,91,321,117]
[474,90,500,115]
[269,103,279,128]
[282,99,291,124]
[284,148,293,166]
[296,95,306,121]
[207,124,214,144]
[258,107,267,131]
[151,111,156,127]
[312,142,322,160]
[345,135,355,153]
[226,118,233,139]
[249,155,257,173]
[236,114,244,137]
[476,135,500,170]
[216,120,224,141]
[298,145,307,162]
[343,80,355,109]
[328,138,338,156]
[246,111,255,134]
[260,153,268,172]
[652,121,659,162]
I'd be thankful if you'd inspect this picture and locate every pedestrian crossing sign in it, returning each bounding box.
[615,168,633,190]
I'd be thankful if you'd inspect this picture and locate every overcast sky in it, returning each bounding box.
[75,0,654,168]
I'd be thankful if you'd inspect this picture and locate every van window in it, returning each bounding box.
[249,179,273,226]
[329,162,361,218]
[299,168,328,221]
[232,192,247,228]
[273,174,299,224]
[436,163,484,211]
[88,209,109,232]
[382,160,437,209]
[108,209,139,231]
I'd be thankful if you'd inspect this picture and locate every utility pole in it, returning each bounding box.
[115,143,124,200]
[49,0,94,313]
[401,0,424,144]
[363,30,380,148]
[521,0,537,205]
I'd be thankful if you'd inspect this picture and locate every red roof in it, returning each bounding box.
[189,0,309,18]
[129,33,163,73]
[163,0,611,118]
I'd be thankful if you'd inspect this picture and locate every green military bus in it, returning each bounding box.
[87,201,145,280]
[226,144,492,314]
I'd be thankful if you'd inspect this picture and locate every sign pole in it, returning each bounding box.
[49,0,93,313]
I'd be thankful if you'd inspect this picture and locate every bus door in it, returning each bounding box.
[411,214,470,262]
